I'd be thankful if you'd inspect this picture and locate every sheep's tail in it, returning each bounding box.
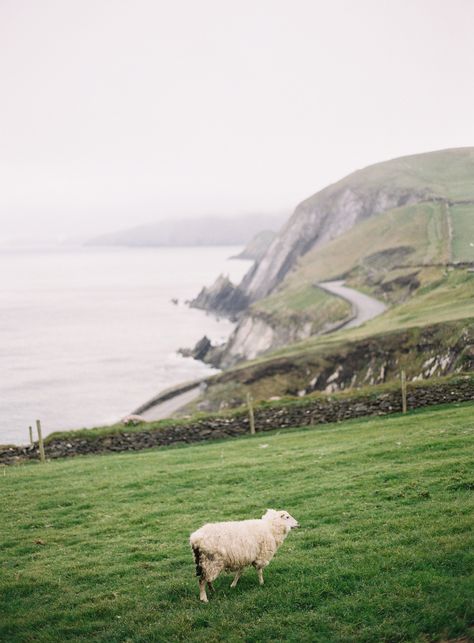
[192,545,203,578]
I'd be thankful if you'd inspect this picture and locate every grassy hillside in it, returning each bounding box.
[451,203,474,262]
[2,403,473,642]
[319,146,474,202]
[287,201,449,285]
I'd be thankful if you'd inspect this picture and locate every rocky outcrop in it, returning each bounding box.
[2,375,473,464]
[219,313,314,367]
[190,274,249,318]
[179,336,213,361]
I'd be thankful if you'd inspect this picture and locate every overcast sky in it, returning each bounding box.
[1,0,473,243]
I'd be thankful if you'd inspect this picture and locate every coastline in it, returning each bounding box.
[0,246,252,445]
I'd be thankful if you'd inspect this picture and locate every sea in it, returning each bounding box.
[0,246,252,445]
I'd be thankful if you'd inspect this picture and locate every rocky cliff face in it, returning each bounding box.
[221,314,313,365]
[190,274,249,318]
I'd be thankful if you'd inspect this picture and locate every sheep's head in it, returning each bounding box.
[262,508,300,531]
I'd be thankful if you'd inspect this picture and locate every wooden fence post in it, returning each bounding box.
[36,419,46,463]
[247,392,256,435]
[401,370,407,414]
[29,426,33,446]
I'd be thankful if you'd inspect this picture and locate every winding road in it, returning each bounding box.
[317,280,387,329]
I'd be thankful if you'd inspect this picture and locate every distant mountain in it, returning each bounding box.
[86,214,287,247]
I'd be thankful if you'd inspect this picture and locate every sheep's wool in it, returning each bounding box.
[190,509,298,593]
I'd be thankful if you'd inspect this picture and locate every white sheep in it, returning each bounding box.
[189,509,299,602]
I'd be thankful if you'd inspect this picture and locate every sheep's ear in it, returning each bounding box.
[263,508,277,518]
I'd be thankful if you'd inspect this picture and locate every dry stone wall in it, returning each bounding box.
[2,375,473,465]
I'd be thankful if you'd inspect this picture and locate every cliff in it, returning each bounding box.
[190,147,474,365]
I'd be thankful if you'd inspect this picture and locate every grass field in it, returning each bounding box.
[451,204,474,263]
[2,403,474,642]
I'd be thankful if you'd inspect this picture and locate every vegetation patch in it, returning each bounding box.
[451,203,474,262]
[2,404,474,642]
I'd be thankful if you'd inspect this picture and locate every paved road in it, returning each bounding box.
[317,280,387,330]
[139,386,201,421]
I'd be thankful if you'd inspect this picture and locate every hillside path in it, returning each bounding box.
[317,280,387,330]
[139,386,201,421]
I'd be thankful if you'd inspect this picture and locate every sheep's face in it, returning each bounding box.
[263,509,300,531]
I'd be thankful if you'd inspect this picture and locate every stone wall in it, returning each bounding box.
[2,375,473,465]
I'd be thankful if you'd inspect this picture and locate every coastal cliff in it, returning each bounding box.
[189,148,474,366]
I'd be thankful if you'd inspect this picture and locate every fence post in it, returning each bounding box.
[36,419,46,463]
[246,392,256,435]
[29,426,33,446]
[401,370,407,414]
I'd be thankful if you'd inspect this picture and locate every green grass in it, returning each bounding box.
[451,204,474,262]
[2,403,474,642]
[335,146,474,202]
[253,283,351,333]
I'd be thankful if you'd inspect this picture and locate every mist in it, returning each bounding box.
[1,0,473,244]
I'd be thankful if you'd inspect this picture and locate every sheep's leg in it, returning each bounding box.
[257,568,264,585]
[230,570,242,588]
[199,578,208,603]
[207,581,215,593]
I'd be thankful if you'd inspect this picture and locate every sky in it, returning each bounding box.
[1,0,474,243]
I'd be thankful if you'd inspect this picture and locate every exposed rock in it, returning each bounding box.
[190,274,249,318]
[201,319,474,408]
[179,336,213,361]
[216,312,314,367]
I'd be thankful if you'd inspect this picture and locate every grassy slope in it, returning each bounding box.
[278,201,448,288]
[451,203,474,262]
[2,403,474,643]
[325,146,474,202]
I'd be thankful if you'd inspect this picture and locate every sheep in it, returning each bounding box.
[189,509,299,602]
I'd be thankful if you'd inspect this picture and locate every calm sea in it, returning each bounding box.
[0,246,251,445]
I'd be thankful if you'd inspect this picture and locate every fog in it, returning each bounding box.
[1,0,473,243]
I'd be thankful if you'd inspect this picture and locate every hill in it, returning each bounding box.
[87,213,286,247]
[242,146,474,302]
[2,403,473,642]
[190,148,474,369]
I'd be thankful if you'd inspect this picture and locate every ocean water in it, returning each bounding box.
[0,246,251,445]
